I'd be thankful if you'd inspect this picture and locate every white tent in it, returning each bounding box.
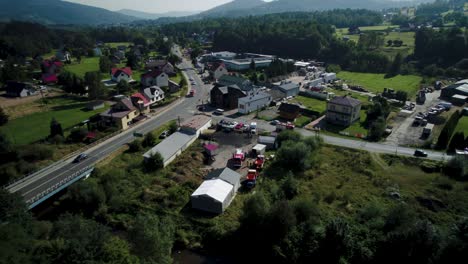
[191,179,234,214]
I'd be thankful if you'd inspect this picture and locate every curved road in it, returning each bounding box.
[7,53,210,204]
[6,47,450,205]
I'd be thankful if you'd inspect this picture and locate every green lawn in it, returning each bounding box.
[106,42,132,49]
[64,57,100,78]
[0,96,108,145]
[170,72,183,84]
[454,116,468,134]
[324,110,368,138]
[293,96,327,114]
[337,71,422,96]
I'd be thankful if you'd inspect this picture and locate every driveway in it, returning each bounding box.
[385,90,442,146]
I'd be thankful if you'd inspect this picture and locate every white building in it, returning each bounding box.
[143,115,212,167]
[141,70,169,88]
[111,68,132,83]
[191,168,241,214]
[223,58,273,71]
[238,91,272,114]
[142,86,165,105]
[323,73,337,83]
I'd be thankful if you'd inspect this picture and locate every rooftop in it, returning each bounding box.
[143,131,196,161]
[278,82,299,91]
[329,96,362,107]
[191,179,233,203]
[206,168,241,187]
[181,115,212,132]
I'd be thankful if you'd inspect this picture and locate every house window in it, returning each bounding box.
[330,105,336,111]
[126,115,129,120]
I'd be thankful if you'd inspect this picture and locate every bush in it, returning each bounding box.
[68,128,88,143]
[169,122,179,134]
[18,144,53,162]
[444,157,468,180]
[142,133,156,148]
[144,152,164,172]
[128,140,142,153]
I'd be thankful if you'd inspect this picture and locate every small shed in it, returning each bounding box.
[252,144,267,156]
[258,136,278,150]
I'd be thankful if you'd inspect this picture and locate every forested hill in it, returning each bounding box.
[197,0,434,18]
[0,0,137,25]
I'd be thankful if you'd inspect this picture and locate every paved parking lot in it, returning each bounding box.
[385,90,443,146]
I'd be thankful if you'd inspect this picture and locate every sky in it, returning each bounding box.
[65,0,237,13]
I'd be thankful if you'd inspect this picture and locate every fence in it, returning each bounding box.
[25,166,94,209]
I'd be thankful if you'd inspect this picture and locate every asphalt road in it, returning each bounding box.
[7,51,211,203]
[210,116,450,162]
[6,46,450,204]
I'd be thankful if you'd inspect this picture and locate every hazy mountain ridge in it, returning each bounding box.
[117,9,200,20]
[0,0,138,25]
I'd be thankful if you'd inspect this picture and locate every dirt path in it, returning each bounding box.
[1,90,63,119]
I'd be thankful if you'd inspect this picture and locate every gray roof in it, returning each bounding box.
[207,168,241,186]
[278,82,299,91]
[143,131,196,161]
[143,86,164,99]
[218,86,228,94]
[259,136,276,145]
[329,96,362,107]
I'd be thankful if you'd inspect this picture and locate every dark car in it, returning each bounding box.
[73,153,88,163]
[159,130,170,139]
[414,149,428,157]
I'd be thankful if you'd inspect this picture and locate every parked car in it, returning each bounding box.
[414,149,428,157]
[270,120,280,125]
[214,109,225,115]
[73,153,88,163]
[159,130,170,139]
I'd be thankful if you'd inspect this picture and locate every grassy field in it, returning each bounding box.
[293,96,327,114]
[324,110,368,138]
[64,57,100,78]
[335,28,415,58]
[105,42,132,48]
[454,116,468,135]
[0,96,108,145]
[337,71,422,96]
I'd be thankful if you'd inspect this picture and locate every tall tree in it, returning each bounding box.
[50,118,63,138]
[99,56,113,73]
[388,53,403,77]
[85,71,105,100]
[0,107,8,126]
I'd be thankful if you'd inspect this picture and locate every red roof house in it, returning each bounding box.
[42,73,58,84]
[111,67,133,83]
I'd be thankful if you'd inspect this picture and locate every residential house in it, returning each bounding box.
[42,73,58,84]
[131,92,151,113]
[273,81,300,98]
[207,62,228,81]
[55,50,71,62]
[169,80,181,93]
[326,96,362,126]
[142,86,165,105]
[238,90,272,114]
[41,60,62,75]
[41,60,62,84]
[278,103,301,120]
[191,167,241,214]
[100,97,138,130]
[5,81,38,97]
[145,59,176,75]
[210,85,247,110]
[217,74,253,91]
[114,50,126,61]
[110,55,121,64]
[111,67,132,83]
[141,70,169,88]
